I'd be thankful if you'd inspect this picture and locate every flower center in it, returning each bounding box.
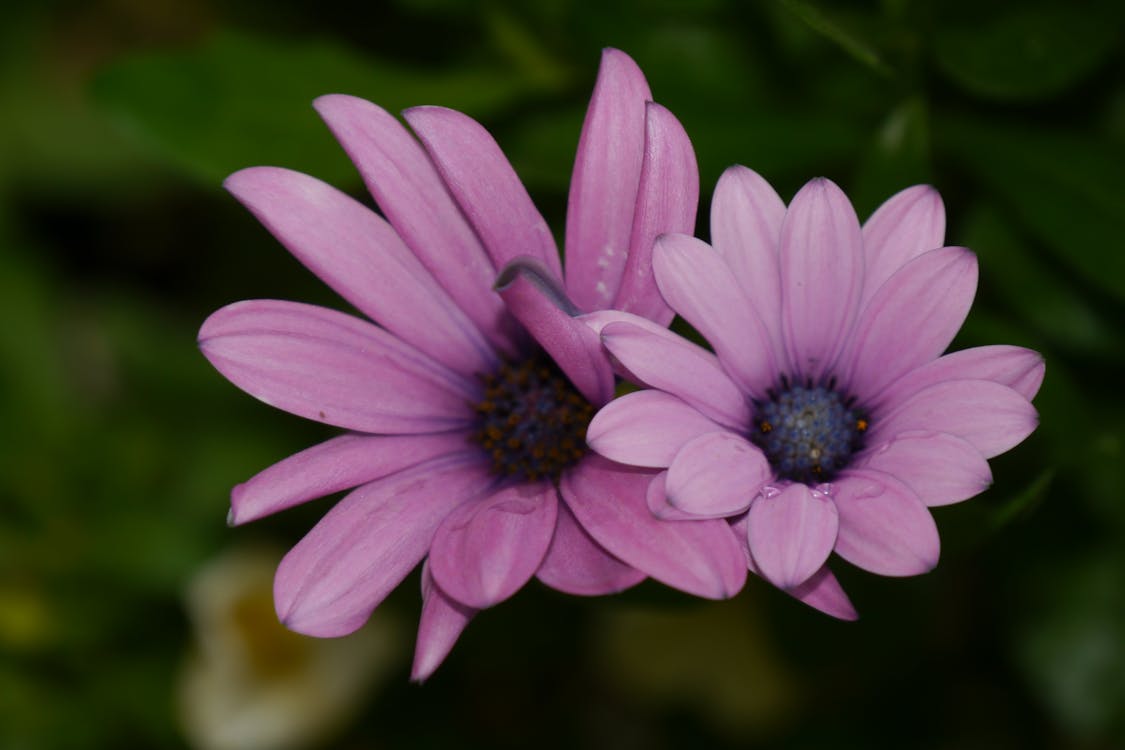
[750,378,868,484]
[471,353,593,482]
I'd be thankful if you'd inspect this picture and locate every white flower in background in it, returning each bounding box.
[178,545,404,750]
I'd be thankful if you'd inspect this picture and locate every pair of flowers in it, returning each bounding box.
[200,49,1042,680]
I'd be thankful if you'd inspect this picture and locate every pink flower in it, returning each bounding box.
[585,168,1043,618]
[198,49,746,681]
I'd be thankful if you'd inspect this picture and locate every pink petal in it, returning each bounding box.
[274,454,494,637]
[536,498,647,595]
[561,455,747,599]
[224,167,496,375]
[199,300,474,434]
[843,246,979,402]
[873,345,1046,409]
[404,106,562,280]
[429,482,558,610]
[230,432,469,525]
[587,390,724,468]
[779,178,865,381]
[746,484,839,590]
[613,102,699,325]
[599,316,751,429]
[494,259,615,406]
[313,95,519,357]
[645,471,699,520]
[871,378,1039,459]
[857,430,992,507]
[861,185,945,307]
[787,565,859,621]
[831,469,940,576]
[564,48,651,311]
[710,165,788,365]
[412,562,476,682]
[653,233,777,397]
[665,432,772,518]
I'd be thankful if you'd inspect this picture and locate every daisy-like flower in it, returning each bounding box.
[198,49,746,680]
[585,167,1043,616]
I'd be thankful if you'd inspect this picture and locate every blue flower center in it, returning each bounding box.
[471,353,593,482]
[751,379,868,484]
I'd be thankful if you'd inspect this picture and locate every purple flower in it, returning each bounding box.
[198,49,746,680]
[585,167,1043,617]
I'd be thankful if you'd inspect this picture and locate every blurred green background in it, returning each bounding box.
[2,0,1124,748]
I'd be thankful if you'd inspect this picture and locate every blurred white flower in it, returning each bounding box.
[178,544,404,750]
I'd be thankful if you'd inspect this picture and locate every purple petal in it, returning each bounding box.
[832,469,940,576]
[412,562,476,682]
[564,49,651,311]
[861,185,945,307]
[645,471,699,520]
[779,178,865,380]
[494,259,615,406]
[404,106,562,280]
[871,379,1039,459]
[873,345,1046,409]
[653,233,777,397]
[710,165,788,364]
[747,484,839,590]
[843,246,979,402]
[665,432,772,518]
[598,316,751,429]
[313,95,519,357]
[230,432,469,525]
[857,430,991,507]
[536,498,647,595]
[429,482,558,609]
[561,455,747,599]
[274,454,494,637]
[587,390,724,468]
[199,300,474,434]
[224,167,496,375]
[612,102,699,325]
[787,565,859,621]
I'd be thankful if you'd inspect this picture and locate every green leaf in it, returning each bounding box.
[92,30,528,185]
[851,97,932,218]
[774,0,894,77]
[934,5,1121,101]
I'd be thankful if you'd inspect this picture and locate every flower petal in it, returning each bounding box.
[404,106,562,279]
[412,562,476,682]
[861,184,945,307]
[653,233,777,397]
[587,390,724,468]
[858,430,992,507]
[494,258,615,406]
[873,345,1046,409]
[710,165,787,363]
[746,484,839,590]
[564,48,651,311]
[230,432,470,525]
[598,316,751,429]
[313,95,519,356]
[613,102,699,325]
[871,378,1038,459]
[779,178,865,380]
[831,469,940,576]
[199,300,474,434]
[536,498,646,595]
[224,166,495,374]
[645,471,699,520]
[274,454,494,637]
[843,246,979,401]
[561,455,747,599]
[429,482,558,610]
[787,565,859,621]
[665,432,771,518]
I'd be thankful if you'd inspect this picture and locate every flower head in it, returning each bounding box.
[586,167,1043,617]
[198,49,746,680]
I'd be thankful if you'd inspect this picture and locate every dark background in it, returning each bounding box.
[2,0,1124,748]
